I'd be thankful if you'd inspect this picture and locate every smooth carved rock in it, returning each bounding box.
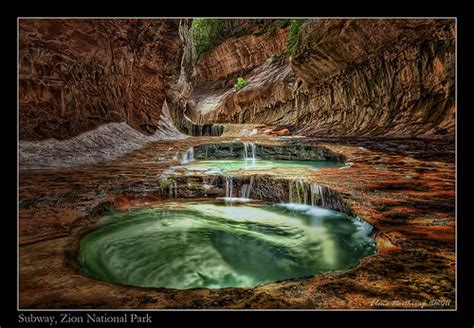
[187,19,455,137]
[188,59,298,126]
[19,19,182,141]
[291,19,455,137]
[196,26,287,82]
[19,19,456,141]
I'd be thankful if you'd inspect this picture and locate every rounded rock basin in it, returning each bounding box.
[77,201,376,289]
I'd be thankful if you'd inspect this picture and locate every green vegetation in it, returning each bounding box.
[159,178,176,189]
[234,77,248,91]
[287,19,305,56]
[192,19,305,61]
[267,19,306,62]
[192,19,225,57]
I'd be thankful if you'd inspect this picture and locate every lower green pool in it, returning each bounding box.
[77,202,376,289]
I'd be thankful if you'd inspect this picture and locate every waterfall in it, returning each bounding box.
[160,178,178,198]
[288,179,308,204]
[289,180,293,203]
[225,176,233,197]
[210,125,224,136]
[219,175,256,202]
[353,216,374,235]
[181,147,194,164]
[242,142,256,160]
[240,176,254,198]
[170,180,177,198]
[289,180,325,206]
[317,184,325,207]
[292,181,349,214]
[310,183,323,206]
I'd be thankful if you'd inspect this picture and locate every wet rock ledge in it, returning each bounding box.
[194,140,346,161]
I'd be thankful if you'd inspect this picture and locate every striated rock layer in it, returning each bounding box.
[19,19,454,144]
[186,20,293,125]
[19,101,187,169]
[19,19,182,141]
[187,19,455,137]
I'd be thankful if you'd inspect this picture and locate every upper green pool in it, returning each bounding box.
[77,201,375,290]
[182,159,344,173]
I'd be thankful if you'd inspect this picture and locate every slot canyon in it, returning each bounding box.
[18,18,455,309]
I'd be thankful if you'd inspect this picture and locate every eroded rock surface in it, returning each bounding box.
[187,19,455,137]
[19,102,187,169]
[19,19,182,140]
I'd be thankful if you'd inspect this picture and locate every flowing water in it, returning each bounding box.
[77,201,376,290]
[242,142,257,160]
[181,147,195,164]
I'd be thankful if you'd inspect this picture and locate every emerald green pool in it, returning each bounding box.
[183,159,344,172]
[77,202,375,289]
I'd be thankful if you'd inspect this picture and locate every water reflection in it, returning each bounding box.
[77,202,376,289]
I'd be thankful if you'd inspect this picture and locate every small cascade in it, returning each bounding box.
[170,180,177,198]
[159,178,178,198]
[218,175,256,202]
[353,216,374,235]
[318,184,325,207]
[310,183,323,206]
[288,179,308,204]
[181,147,195,164]
[210,125,224,136]
[240,176,255,198]
[242,142,257,160]
[288,180,352,214]
[225,175,233,197]
[250,142,256,160]
[187,124,224,136]
[288,180,327,208]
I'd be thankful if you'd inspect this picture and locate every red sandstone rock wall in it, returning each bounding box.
[188,19,455,137]
[292,19,455,136]
[19,19,456,141]
[186,21,293,124]
[195,25,288,82]
[19,19,182,141]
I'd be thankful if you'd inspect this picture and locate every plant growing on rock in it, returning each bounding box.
[287,19,305,56]
[159,178,176,189]
[266,20,306,62]
[192,19,225,57]
[234,77,248,91]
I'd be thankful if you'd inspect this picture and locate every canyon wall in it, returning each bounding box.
[186,20,295,125]
[19,19,456,143]
[19,19,183,141]
[188,19,455,137]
